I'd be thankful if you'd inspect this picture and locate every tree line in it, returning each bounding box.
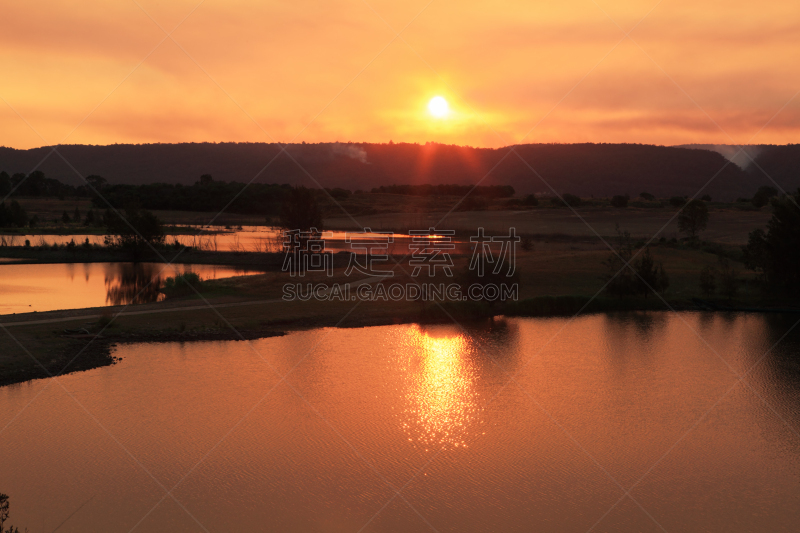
[0,170,89,198]
[371,184,515,198]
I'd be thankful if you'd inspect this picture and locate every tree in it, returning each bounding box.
[603,226,636,297]
[699,265,717,297]
[640,192,655,201]
[751,185,778,208]
[85,175,108,191]
[717,257,739,300]
[633,246,669,298]
[0,493,23,533]
[62,210,71,223]
[522,194,539,206]
[84,209,95,226]
[0,171,10,196]
[603,228,668,298]
[199,174,213,185]
[0,201,27,228]
[610,194,629,208]
[678,199,709,240]
[553,193,581,207]
[327,187,351,200]
[104,205,165,254]
[669,196,687,207]
[278,186,323,231]
[74,207,81,222]
[743,188,800,295]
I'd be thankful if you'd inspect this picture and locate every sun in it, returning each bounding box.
[428,96,449,118]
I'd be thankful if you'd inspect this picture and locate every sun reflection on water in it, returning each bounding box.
[398,325,482,449]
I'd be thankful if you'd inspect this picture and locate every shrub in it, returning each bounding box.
[0,492,24,533]
[0,201,28,228]
[521,235,534,251]
[751,186,779,208]
[678,199,709,240]
[553,193,582,207]
[328,187,351,200]
[456,195,489,211]
[640,192,655,201]
[699,265,717,296]
[279,186,323,231]
[743,188,800,295]
[163,272,203,297]
[610,194,630,208]
[717,257,739,300]
[669,196,687,207]
[522,194,539,207]
[602,227,668,299]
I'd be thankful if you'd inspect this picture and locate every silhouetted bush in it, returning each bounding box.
[326,187,351,200]
[0,201,27,228]
[751,185,778,208]
[0,492,23,533]
[610,194,629,208]
[104,205,165,254]
[743,188,800,296]
[678,199,709,240]
[699,265,717,297]
[669,196,687,207]
[553,193,582,207]
[603,227,668,298]
[371,184,514,198]
[522,194,539,206]
[279,186,323,231]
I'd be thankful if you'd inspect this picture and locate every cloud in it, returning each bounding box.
[1,0,799,148]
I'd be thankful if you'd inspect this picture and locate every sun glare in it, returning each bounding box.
[428,96,449,118]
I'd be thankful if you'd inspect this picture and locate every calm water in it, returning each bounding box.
[0,262,263,314]
[1,226,472,254]
[1,313,800,532]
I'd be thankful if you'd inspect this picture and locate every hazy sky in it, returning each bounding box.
[1,0,798,149]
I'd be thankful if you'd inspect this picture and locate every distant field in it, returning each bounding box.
[4,195,774,246]
[325,205,772,245]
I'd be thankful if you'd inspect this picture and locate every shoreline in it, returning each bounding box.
[0,246,287,267]
[2,295,798,389]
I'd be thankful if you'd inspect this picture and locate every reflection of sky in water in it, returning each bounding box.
[3,315,800,532]
[0,262,262,314]
[397,325,482,449]
[2,227,472,254]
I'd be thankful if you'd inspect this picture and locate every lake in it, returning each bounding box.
[1,226,475,254]
[0,262,264,314]
[1,313,799,532]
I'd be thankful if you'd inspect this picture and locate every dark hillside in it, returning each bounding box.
[1,142,796,200]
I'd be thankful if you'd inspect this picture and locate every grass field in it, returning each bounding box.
[4,195,774,246]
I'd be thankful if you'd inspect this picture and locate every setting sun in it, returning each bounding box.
[428,96,450,118]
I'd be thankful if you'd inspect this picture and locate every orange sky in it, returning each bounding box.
[1,0,798,149]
